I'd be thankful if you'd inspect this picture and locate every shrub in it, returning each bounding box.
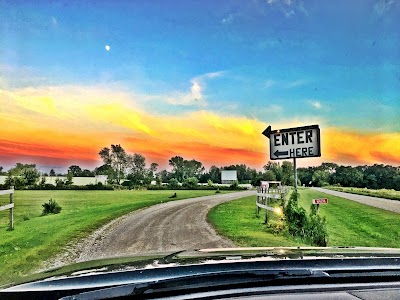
[42,199,62,215]
[182,177,199,189]
[283,191,329,246]
[306,205,328,246]
[266,217,287,235]
[229,181,239,189]
[168,178,180,189]
[284,192,307,238]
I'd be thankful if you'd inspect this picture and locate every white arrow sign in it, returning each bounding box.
[263,125,321,160]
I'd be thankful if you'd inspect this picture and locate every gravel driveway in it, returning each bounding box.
[60,190,254,263]
[311,187,400,214]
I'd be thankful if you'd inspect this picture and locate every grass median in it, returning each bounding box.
[208,188,399,249]
[0,189,228,286]
[325,186,400,201]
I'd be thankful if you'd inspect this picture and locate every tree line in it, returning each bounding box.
[1,144,399,190]
[298,162,400,190]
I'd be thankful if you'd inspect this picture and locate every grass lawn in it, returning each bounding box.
[208,195,307,247]
[325,186,400,201]
[0,189,226,286]
[298,188,400,247]
[208,188,399,249]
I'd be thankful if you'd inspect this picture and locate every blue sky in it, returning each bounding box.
[0,0,399,169]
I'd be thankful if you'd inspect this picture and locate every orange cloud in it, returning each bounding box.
[0,85,399,171]
[323,128,400,166]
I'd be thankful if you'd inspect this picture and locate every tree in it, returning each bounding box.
[81,169,94,177]
[264,162,283,181]
[209,166,221,184]
[182,177,199,189]
[168,156,204,182]
[169,156,185,182]
[6,163,40,187]
[68,165,82,177]
[49,169,56,176]
[281,161,293,185]
[99,144,129,184]
[127,153,147,185]
[66,171,73,185]
[312,170,330,187]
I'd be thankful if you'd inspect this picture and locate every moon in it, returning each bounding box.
[105,45,110,51]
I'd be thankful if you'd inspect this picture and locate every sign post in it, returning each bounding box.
[312,198,328,212]
[262,124,321,191]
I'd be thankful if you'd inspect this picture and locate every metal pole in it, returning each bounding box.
[293,158,297,192]
[9,186,14,231]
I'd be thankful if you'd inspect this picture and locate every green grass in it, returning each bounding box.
[208,188,399,249]
[208,196,307,247]
[298,188,400,247]
[325,186,400,201]
[0,189,227,285]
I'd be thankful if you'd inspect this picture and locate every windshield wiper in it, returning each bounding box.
[59,268,328,299]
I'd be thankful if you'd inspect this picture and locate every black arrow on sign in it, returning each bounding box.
[262,125,272,138]
[274,150,288,157]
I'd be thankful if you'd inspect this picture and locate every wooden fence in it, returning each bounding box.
[0,186,14,230]
[256,186,288,223]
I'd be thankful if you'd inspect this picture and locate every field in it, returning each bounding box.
[0,189,226,286]
[325,186,400,201]
[208,188,399,249]
[208,195,306,247]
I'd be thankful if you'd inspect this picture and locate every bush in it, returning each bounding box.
[182,177,199,189]
[42,199,62,215]
[284,193,307,238]
[266,217,287,235]
[168,178,180,189]
[306,205,328,246]
[229,181,239,189]
[283,191,329,246]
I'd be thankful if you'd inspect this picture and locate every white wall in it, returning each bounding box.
[221,170,237,183]
[0,175,108,186]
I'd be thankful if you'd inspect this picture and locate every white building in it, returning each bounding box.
[221,170,237,184]
[0,175,108,186]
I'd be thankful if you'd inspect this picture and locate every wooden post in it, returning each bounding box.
[9,186,14,231]
[256,187,260,216]
[316,204,320,213]
[293,158,297,192]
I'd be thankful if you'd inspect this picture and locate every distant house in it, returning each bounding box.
[45,175,108,186]
[221,170,237,184]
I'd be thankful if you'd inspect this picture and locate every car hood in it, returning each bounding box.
[4,246,400,288]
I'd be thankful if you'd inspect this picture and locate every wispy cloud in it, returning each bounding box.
[266,0,309,18]
[263,78,308,89]
[51,16,58,27]
[221,13,234,24]
[309,100,322,109]
[374,0,398,16]
[264,79,276,88]
[285,79,307,88]
[167,71,224,106]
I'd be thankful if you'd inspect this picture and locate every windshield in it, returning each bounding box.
[0,0,399,288]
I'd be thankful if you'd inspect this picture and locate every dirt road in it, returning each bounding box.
[311,187,400,214]
[73,190,254,262]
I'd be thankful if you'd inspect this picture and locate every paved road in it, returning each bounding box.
[74,190,255,262]
[311,187,400,214]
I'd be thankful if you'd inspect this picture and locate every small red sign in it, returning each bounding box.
[312,198,328,204]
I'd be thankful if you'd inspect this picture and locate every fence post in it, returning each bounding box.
[9,186,14,231]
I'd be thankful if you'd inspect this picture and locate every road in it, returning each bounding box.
[311,187,400,214]
[71,190,255,262]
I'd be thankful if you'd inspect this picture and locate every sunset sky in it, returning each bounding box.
[1,0,399,173]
